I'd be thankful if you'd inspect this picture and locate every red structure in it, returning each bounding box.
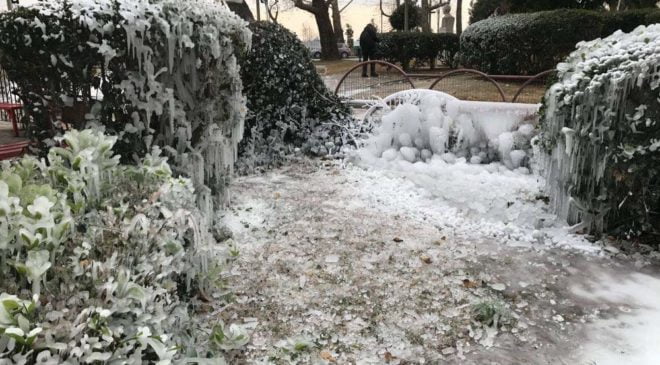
[0,102,23,136]
[0,140,29,160]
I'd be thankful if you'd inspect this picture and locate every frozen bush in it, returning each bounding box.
[0,0,251,207]
[237,22,353,173]
[540,25,660,238]
[461,10,603,75]
[0,129,245,363]
[461,8,660,75]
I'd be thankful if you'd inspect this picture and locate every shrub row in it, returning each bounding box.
[376,32,460,71]
[461,8,660,75]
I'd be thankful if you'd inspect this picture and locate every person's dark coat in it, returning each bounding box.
[359,24,379,53]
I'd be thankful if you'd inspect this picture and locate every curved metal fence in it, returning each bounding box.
[334,61,553,104]
[428,69,507,102]
[511,70,556,104]
[334,61,415,101]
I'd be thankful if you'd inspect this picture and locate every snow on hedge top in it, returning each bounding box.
[550,24,660,109]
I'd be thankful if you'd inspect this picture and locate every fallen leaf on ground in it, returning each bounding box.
[463,279,480,288]
[320,350,336,362]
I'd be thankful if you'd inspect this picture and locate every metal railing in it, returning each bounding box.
[334,61,555,104]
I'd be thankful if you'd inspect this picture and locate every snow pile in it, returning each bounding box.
[359,93,537,171]
[541,24,660,236]
[354,92,544,220]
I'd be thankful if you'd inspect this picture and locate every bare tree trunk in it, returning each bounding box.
[295,0,340,60]
[227,0,255,21]
[331,0,345,43]
[455,0,462,35]
[314,4,340,59]
[421,0,432,32]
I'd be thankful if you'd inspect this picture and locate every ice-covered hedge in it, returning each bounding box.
[377,32,460,70]
[0,0,251,206]
[540,25,660,238]
[0,129,247,363]
[461,10,603,75]
[237,21,352,172]
[461,9,660,75]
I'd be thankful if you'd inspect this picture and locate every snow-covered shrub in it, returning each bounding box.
[0,0,251,206]
[237,21,352,172]
[462,9,660,75]
[540,25,660,238]
[0,129,246,363]
[461,10,603,75]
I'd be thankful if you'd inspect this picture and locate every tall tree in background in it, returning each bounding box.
[331,0,345,42]
[456,0,463,34]
[294,0,340,59]
[469,0,500,24]
[332,0,354,43]
[389,1,424,30]
[420,0,450,31]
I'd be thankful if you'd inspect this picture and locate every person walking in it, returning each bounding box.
[359,23,379,77]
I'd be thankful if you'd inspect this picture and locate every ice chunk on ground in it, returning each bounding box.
[382,148,398,161]
[400,147,418,163]
[510,150,527,169]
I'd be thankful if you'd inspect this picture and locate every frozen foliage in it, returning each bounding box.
[237,22,353,173]
[355,91,542,220]
[0,0,251,207]
[540,25,660,237]
[0,130,245,364]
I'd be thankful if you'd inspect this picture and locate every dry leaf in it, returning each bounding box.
[320,350,336,362]
[434,236,447,245]
[462,279,480,288]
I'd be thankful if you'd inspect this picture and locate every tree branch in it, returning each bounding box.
[339,0,353,13]
[380,0,392,18]
[428,0,449,11]
[268,0,280,22]
[294,0,318,14]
